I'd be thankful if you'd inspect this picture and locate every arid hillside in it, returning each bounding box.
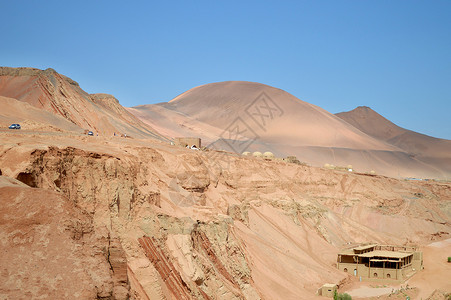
[1,69,450,299]
[130,81,451,180]
[336,106,451,176]
[0,67,166,140]
[0,129,450,299]
[0,95,83,133]
[135,81,394,150]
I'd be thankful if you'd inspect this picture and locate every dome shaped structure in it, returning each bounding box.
[252,151,263,157]
[263,152,275,159]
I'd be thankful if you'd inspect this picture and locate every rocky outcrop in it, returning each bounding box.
[139,236,209,300]
[0,136,450,299]
[0,177,119,299]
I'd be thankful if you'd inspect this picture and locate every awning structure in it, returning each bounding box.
[370,259,400,263]
[353,244,378,251]
[358,250,412,259]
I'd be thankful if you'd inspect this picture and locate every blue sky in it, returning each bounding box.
[2,1,450,139]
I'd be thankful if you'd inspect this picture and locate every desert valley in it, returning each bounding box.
[0,67,450,300]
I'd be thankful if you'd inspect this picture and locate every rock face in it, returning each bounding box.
[0,176,128,299]
[0,131,450,299]
[0,67,166,140]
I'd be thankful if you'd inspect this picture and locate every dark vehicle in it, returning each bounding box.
[88,131,94,136]
[9,124,21,129]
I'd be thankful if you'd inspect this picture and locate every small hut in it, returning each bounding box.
[317,284,337,298]
[174,137,201,148]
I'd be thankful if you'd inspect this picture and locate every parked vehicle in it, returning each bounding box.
[9,124,21,129]
[88,131,94,136]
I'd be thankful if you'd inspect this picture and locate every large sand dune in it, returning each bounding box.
[130,81,451,179]
[160,81,396,150]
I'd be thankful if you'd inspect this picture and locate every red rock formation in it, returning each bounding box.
[192,230,238,287]
[138,236,209,300]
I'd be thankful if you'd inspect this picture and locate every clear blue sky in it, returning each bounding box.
[2,1,450,139]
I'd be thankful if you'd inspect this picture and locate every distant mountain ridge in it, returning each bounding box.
[336,106,451,157]
[336,106,451,177]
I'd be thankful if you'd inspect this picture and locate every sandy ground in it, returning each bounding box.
[348,285,398,298]
[408,238,451,299]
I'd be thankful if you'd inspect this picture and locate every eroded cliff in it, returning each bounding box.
[0,132,450,299]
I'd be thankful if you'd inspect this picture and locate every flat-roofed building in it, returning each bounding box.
[317,283,337,298]
[337,244,423,282]
[174,137,201,148]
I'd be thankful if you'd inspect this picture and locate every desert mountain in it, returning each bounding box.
[336,106,451,157]
[336,106,451,176]
[159,81,395,150]
[130,81,450,179]
[128,103,227,144]
[0,67,166,140]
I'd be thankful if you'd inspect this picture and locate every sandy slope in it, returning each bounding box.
[0,95,83,132]
[337,106,451,181]
[130,81,451,179]
[0,67,166,140]
[336,106,451,160]
[161,81,395,150]
[407,239,451,299]
[127,104,227,145]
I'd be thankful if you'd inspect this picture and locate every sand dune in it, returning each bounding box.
[336,106,451,157]
[127,104,226,145]
[337,106,451,177]
[131,81,451,179]
[161,81,397,150]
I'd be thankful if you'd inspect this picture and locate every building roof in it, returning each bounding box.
[353,244,378,251]
[322,284,337,288]
[359,250,412,259]
[338,249,355,255]
[370,259,400,263]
